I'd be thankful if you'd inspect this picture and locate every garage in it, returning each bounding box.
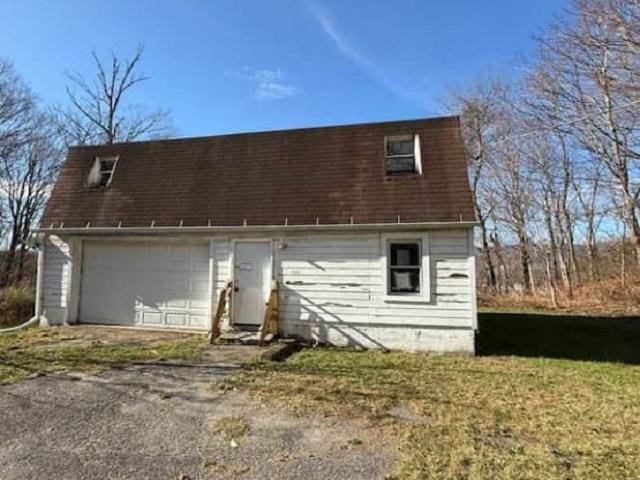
[79,241,210,330]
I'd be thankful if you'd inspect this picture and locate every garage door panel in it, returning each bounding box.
[192,279,209,295]
[166,313,188,326]
[80,241,210,330]
[190,300,209,310]
[189,315,207,328]
[142,311,163,325]
[168,276,190,292]
[167,298,188,308]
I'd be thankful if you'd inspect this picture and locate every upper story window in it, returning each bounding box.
[384,134,422,175]
[87,156,118,188]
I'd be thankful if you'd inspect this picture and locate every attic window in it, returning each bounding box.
[385,134,421,174]
[88,156,118,188]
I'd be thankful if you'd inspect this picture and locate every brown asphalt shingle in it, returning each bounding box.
[40,116,475,228]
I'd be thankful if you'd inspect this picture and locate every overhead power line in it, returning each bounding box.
[488,97,640,146]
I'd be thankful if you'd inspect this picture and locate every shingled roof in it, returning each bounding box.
[40,116,475,229]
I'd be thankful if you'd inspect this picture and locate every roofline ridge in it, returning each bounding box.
[67,115,460,151]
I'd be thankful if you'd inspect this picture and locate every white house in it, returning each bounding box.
[34,116,478,352]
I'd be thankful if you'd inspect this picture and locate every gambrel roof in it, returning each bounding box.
[41,116,475,229]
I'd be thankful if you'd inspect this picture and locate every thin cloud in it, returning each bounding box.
[228,67,301,100]
[308,1,429,107]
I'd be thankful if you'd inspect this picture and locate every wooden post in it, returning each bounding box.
[259,280,279,346]
[209,281,233,344]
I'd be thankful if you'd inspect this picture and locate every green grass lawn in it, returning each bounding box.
[0,327,207,384]
[237,348,640,479]
[4,318,640,478]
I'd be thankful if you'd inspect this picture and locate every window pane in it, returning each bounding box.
[99,173,111,186]
[390,242,420,266]
[100,159,115,171]
[386,138,414,156]
[390,268,420,293]
[385,157,415,173]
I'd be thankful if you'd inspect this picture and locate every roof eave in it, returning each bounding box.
[34,220,479,237]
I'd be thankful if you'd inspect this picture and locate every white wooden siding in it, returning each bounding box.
[276,229,474,351]
[209,238,231,328]
[38,228,475,351]
[42,235,71,325]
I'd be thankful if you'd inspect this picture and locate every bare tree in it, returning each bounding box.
[0,60,63,285]
[529,0,640,262]
[0,59,36,180]
[444,0,640,304]
[490,142,536,293]
[0,119,62,284]
[572,155,605,280]
[54,46,173,146]
[447,78,512,292]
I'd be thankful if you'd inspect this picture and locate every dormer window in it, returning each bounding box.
[87,156,118,188]
[385,134,421,174]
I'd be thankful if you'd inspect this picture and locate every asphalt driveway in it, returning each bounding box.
[0,359,394,479]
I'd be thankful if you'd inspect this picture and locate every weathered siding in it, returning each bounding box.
[276,229,475,352]
[210,238,231,328]
[38,228,476,352]
[41,235,71,325]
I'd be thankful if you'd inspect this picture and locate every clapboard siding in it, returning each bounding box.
[211,239,230,289]
[42,235,71,325]
[202,229,475,352]
[210,238,231,327]
[276,229,475,351]
[38,227,475,352]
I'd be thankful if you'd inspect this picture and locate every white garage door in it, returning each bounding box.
[79,241,210,330]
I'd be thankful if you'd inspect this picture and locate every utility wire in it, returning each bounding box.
[485,97,640,146]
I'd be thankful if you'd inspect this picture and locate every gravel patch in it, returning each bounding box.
[0,363,395,479]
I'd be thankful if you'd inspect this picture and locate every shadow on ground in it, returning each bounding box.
[477,312,640,364]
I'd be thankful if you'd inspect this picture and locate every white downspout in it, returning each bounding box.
[0,235,46,333]
[35,239,46,327]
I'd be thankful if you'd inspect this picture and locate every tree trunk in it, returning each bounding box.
[491,231,509,294]
[518,231,533,293]
[1,226,20,286]
[623,195,640,263]
[479,218,497,292]
[586,228,598,281]
[544,249,559,308]
[621,221,627,287]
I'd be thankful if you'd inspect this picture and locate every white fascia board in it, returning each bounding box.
[35,221,479,237]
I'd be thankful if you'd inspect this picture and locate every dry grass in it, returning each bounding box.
[0,327,208,384]
[235,348,640,479]
[0,285,35,328]
[480,277,640,315]
[210,415,251,441]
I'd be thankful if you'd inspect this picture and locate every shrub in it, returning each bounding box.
[0,285,35,328]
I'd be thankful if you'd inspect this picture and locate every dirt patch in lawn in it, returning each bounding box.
[0,326,207,384]
[0,326,293,385]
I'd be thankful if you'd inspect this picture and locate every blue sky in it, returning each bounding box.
[2,0,566,137]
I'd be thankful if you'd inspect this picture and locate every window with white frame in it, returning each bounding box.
[384,134,421,174]
[87,156,118,188]
[382,233,430,303]
[387,240,421,294]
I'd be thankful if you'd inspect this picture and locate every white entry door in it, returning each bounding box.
[233,241,272,327]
